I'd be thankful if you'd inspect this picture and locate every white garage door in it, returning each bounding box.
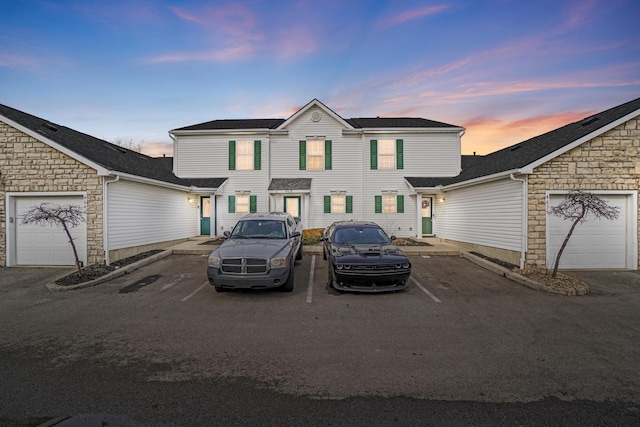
[15,196,87,266]
[546,194,628,269]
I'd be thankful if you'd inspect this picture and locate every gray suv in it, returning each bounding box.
[207,212,303,292]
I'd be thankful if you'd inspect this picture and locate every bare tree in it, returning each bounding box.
[21,203,86,277]
[112,137,144,153]
[547,190,619,277]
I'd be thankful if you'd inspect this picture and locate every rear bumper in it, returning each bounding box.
[207,267,290,290]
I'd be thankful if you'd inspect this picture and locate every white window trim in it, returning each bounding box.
[236,140,254,170]
[378,139,396,170]
[306,137,325,171]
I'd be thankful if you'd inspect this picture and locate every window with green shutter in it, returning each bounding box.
[346,195,353,213]
[324,140,332,170]
[254,141,261,170]
[397,195,404,213]
[228,195,235,213]
[375,195,382,213]
[228,141,236,170]
[396,139,403,169]
[324,196,331,213]
[250,195,257,213]
[299,141,306,170]
[370,140,378,170]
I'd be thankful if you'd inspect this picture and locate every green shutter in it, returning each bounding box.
[228,141,236,170]
[397,195,404,213]
[254,140,261,170]
[228,195,235,213]
[299,141,306,170]
[375,195,382,213]
[396,139,403,169]
[370,140,377,170]
[249,195,257,213]
[325,140,332,170]
[346,195,353,213]
[324,196,331,213]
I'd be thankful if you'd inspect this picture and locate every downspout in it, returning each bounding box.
[103,175,120,265]
[510,173,527,269]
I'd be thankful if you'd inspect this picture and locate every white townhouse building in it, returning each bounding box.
[169,99,465,238]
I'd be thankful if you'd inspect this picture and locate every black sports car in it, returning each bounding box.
[321,221,411,293]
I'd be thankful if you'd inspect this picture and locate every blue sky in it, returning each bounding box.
[1,0,639,156]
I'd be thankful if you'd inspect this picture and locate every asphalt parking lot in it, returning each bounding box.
[1,253,639,405]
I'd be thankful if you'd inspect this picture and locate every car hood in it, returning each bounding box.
[216,238,290,259]
[331,243,407,259]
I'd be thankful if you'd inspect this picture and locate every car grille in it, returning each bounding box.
[221,258,268,274]
[350,264,396,271]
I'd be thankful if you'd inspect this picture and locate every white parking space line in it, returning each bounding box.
[181,282,208,302]
[306,255,316,304]
[162,274,191,291]
[410,277,441,303]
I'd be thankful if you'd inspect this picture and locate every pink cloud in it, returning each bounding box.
[377,5,449,29]
[146,45,255,63]
[0,53,39,69]
[565,0,598,28]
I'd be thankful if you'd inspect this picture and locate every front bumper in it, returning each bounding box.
[207,267,290,290]
[330,269,410,293]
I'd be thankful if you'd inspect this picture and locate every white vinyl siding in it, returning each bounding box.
[107,180,197,250]
[437,178,523,252]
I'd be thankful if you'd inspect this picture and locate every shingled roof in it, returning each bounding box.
[0,103,226,189]
[406,96,640,189]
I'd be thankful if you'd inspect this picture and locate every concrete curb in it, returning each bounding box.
[45,249,173,292]
[461,251,589,296]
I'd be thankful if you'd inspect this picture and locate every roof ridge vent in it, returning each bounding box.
[42,122,58,132]
[580,116,600,126]
[510,145,522,152]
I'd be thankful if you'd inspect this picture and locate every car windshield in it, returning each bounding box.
[230,220,286,239]
[333,226,390,245]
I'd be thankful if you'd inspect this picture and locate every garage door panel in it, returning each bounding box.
[547,194,628,269]
[15,196,87,266]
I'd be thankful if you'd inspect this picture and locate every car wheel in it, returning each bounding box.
[281,267,294,292]
[322,246,327,260]
[214,285,227,293]
[295,243,303,260]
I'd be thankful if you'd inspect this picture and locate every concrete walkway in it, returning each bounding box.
[168,236,462,256]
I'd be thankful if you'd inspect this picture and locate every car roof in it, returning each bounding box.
[330,221,382,228]
[240,212,291,221]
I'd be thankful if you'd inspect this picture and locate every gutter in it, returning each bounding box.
[509,173,528,270]
[103,175,120,266]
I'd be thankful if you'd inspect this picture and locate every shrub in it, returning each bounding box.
[302,228,324,245]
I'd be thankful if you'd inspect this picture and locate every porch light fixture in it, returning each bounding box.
[188,196,199,207]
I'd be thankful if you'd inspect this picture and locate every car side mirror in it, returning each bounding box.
[290,231,301,238]
[223,231,231,238]
[390,235,397,241]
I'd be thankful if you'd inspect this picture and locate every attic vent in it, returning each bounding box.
[581,116,600,126]
[310,111,322,122]
[106,144,128,154]
[42,122,58,132]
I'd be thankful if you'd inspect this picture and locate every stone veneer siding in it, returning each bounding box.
[526,117,640,268]
[0,122,104,265]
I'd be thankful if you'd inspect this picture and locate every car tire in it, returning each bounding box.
[296,243,303,261]
[281,267,294,292]
[214,285,227,293]
[322,246,327,260]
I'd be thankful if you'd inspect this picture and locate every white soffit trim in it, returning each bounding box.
[520,109,640,173]
[0,115,110,176]
[169,129,272,136]
[349,127,465,135]
[276,99,354,130]
[442,169,523,191]
[109,171,208,192]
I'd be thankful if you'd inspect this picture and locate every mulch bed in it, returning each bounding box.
[54,250,164,287]
[199,238,226,245]
[470,251,588,295]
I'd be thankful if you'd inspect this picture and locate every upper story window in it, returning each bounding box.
[370,139,403,170]
[300,139,332,170]
[229,140,261,171]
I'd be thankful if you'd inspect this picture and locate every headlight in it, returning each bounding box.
[336,264,344,270]
[343,264,351,270]
[208,254,221,268]
[395,264,402,269]
[402,263,410,269]
[271,257,287,268]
